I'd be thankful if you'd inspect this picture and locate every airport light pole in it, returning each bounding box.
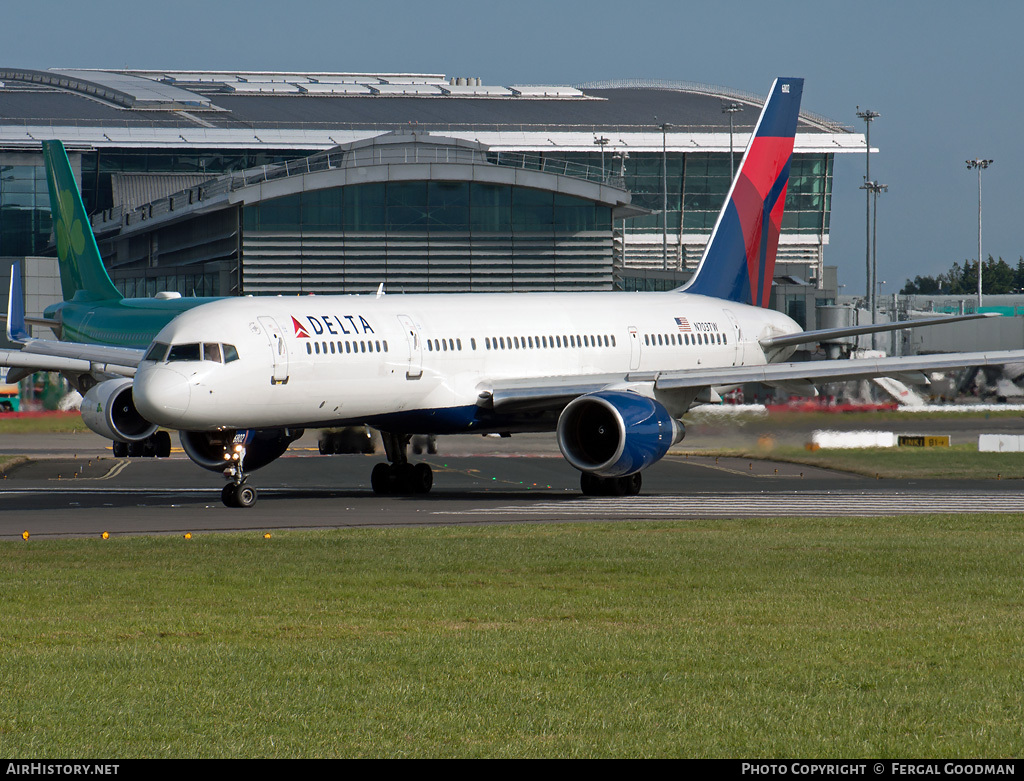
[721,102,743,183]
[594,136,609,180]
[860,180,887,348]
[856,108,880,307]
[965,158,993,309]
[659,122,671,270]
[613,151,629,265]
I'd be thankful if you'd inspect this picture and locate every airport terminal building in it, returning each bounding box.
[0,68,865,322]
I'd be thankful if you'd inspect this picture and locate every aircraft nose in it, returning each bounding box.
[134,366,191,427]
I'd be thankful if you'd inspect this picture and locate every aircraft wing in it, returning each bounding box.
[652,349,1024,389]
[3,258,143,380]
[0,340,144,382]
[483,349,1024,410]
[484,374,628,410]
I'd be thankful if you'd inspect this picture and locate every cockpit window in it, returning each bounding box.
[203,343,222,363]
[223,344,239,363]
[167,343,202,362]
[143,342,169,362]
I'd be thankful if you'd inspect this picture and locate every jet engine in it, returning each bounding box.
[80,378,158,442]
[180,428,304,473]
[556,390,684,477]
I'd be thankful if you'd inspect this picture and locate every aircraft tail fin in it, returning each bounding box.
[41,140,122,303]
[680,77,803,307]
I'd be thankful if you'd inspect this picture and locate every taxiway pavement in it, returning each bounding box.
[1,431,1020,539]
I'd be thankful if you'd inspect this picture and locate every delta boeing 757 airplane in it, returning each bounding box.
[5,78,1018,507]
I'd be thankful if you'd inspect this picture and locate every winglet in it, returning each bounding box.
[6,261,28,343]
[680,77,804,307]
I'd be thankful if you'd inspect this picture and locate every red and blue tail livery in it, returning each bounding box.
[682,77,803,308]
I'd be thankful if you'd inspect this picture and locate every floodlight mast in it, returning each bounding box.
[860,180,888,348]
[966,158,993,308]
[721,102,743,183]
[856,108,880,309]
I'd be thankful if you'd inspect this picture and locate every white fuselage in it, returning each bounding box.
[132,291,801,432]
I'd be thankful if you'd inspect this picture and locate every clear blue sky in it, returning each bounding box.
[10,0,1024,296]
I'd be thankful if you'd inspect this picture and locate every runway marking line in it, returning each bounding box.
[50,459,131,481]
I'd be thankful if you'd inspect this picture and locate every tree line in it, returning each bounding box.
[900,256,1024,295]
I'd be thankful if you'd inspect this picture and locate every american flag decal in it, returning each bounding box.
[675,317,691,332]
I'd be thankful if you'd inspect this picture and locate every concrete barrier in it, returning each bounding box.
[810,430,896,449]
[979,434,1024,452]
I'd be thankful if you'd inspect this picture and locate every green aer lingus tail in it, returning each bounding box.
[1,140,223,456]
[39,140,219,347]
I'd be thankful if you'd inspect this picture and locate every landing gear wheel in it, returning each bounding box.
[221,483,239,508]
[221,482,258,508]
[580,472,603,496]
[112,441,128,458]
[580,472,642,497]
[412,462,433,494]
[371,462,393,495]
[235,484,258,508]
[370,461,433,495]
[154,431,172,458]
[622,472,642,496]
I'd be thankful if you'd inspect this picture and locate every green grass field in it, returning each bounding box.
[0,415,88,434]
[2,518,1022,758]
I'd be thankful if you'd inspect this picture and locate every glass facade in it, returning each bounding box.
[113,271,221,299]
[0,164,52,256]
[535,151,833,237]
[243,181,612,233]
[79,148,307,214]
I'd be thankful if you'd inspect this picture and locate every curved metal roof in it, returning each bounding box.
[0,68,849,134]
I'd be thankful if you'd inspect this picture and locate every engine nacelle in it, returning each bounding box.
[556,390,684,477]
[180,428,303,473]
[81,378,157,443]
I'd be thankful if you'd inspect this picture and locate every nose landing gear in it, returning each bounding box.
[222,481,257,508]
[221,438,254,508]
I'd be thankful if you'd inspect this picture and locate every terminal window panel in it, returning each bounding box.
[243,182,611,234]
[678,152,833,236]
[0,163,52,256]
[81,148,311,213]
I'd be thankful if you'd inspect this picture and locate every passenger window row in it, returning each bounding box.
[426,338,463,352]
[306,339,388,356]
[645,332,726,347]
[485,334,616,351]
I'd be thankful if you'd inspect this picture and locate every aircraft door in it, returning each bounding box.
[723,310,744,366]
[397,314,423,379]
[628,326,641,370]
[257,315,289,385]
[77,312,95,343]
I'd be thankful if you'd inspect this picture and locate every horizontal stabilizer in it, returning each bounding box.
[759,312,999,350]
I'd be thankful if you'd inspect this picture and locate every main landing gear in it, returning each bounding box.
[371,432,434,495]
[111,431,172,458]
[580,472,642,497]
